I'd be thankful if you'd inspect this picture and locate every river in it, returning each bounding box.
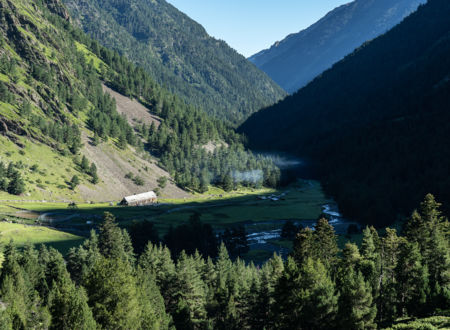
[245,201,359,260]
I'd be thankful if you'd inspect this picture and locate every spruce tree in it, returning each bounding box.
[84,256,141,329]
[395,242,429,316]
[338,268,377,329]
[98,212,127,260]
[314,217,339,268]
[7,170,25,195]
[81,155,90,172]
[172,252,208,329]
[70,175,79,190]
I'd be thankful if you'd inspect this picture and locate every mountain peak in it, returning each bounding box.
[249,0,426,93]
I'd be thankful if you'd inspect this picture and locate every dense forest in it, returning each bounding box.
[0,0,280,194]
[240,0,450,226]
[62,0,285,124]
[0,194,448,328]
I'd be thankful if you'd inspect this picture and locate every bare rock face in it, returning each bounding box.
[44,0,71,21]
[0,117,27,136]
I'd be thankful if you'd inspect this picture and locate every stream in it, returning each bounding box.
[245,202,359,259]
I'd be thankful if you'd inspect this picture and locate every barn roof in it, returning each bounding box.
[123,191,157,204]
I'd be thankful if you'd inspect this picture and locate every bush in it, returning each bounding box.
[133,176,144,186]
[157,176,167,189]
[70,175,80,189]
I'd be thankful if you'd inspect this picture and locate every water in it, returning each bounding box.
[245,202,359,259]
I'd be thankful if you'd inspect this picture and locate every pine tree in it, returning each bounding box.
[298,258,339,329]
[223,172,234,192]
[172,252,208,329]
[139,243,176,307]
[314,217,339,268]
[7,170,25,195]
[70,175,79,190]
[274,257,338,329]
[118,133,127,149]
[98,212,127,260]
[81,155,90,172]
[89,163,99,184]
[292,226,315,265]
[395,241,429,316]
[136,268,171,329]
[84,257,141,329]
[360,226,382,309]
[338,268,377,329]
[48,276,97,329]
[379,228,401,323]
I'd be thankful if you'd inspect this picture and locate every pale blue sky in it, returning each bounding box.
[166,0,350,57]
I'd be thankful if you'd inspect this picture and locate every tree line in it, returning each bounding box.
[0,194,448,328]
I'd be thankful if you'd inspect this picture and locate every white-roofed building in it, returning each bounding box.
[120,191,157,206]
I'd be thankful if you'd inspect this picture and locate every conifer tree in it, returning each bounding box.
[338,268,377,329]
[98,212,127,260]
[89,163,99,184]
[314,217,339,268]
[139,243,176,306]
[7,170,25,195]
[70,175,79,190]
[395,241,429,316]
[274,257,338,329]
[84,256,141,329]
[379,228,401,323]
[81,155,90,172]
[172,252,208,329]
[360,226,382,308]
[136,267,171,330]
[48,276,97,329]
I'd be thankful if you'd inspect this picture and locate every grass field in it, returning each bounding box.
[2,179,329,233]
[0,179,363,261]
[0,222,84,255]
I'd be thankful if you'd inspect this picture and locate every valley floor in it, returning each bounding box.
[0,179,362,263]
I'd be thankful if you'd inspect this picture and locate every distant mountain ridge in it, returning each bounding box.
[63,0,285,124]
[249,0,426,93]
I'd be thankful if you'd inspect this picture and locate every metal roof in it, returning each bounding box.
[123,191,157,204]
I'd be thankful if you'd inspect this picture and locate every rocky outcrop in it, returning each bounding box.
[44,0,70,21]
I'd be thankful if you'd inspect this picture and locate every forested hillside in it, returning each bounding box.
[249,0,425,93]
[62,0,285,124]
[240,0,450,226]
[1,194,448,328]
[0,0,280,201]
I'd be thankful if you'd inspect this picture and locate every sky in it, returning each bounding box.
[166,0,350,57]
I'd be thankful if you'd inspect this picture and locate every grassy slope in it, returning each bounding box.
[0,222,84,255]
[0,0,187,202]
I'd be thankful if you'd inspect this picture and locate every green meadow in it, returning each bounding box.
[0,222,84,255]
[0,179,362,261]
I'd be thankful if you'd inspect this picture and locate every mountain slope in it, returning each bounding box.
[249,0,426,93]
[62,0,285,124]
[0,0,187,201]
[0,0,280,202]
[240,0,450,226]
